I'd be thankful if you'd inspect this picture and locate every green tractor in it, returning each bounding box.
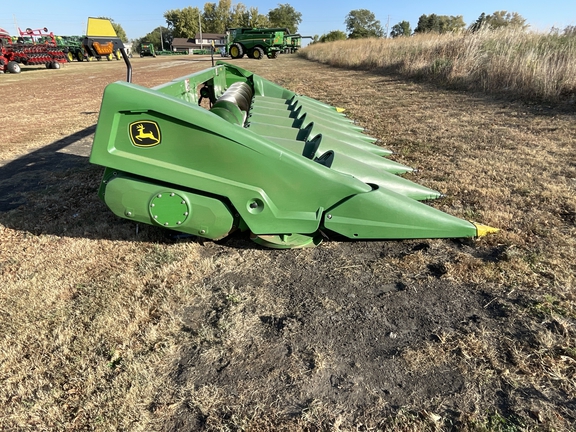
[140,42,156,57]
[226,27,288,60]
[53,35,86,62]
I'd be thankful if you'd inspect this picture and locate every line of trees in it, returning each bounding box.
[344,9,384,39]
[107,5,575,52]
[469,11,527,32]
[414,14,466,34]
[390,11,529,37]
[316,9,575,42]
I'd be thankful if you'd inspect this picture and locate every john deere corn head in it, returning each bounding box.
[89,21,496,249]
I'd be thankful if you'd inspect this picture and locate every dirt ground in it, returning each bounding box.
[1,55,575,431]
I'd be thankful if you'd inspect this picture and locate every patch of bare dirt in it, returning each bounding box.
[164,239,497,428]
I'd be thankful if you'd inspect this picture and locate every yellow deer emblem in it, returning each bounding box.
[129,121,161,147]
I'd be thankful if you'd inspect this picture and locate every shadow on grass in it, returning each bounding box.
[0,126,260,247]
[0,126,170,243]
[0,126,96,212]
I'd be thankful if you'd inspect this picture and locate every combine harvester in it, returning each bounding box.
[88,19,497,249]
[227,27,287,59]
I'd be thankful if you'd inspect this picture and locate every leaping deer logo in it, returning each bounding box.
[129,121,161,147]
[135,123,158,141]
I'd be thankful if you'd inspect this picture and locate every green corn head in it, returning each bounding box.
[89,34,497,248]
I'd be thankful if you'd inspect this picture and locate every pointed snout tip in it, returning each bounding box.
[473,223,500,237]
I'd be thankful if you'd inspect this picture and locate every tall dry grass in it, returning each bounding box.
[300,28,576,102]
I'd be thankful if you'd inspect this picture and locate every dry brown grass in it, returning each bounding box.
[1,55,575,431]
[0,223,206,428]
[300,29,576,103]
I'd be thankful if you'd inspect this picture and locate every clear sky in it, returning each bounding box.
[1,1,575,42]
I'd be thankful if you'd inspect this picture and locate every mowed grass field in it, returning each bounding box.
[0,53,575,431]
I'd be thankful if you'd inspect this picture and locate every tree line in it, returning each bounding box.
[108,4,574,52]
[318,9,575,42]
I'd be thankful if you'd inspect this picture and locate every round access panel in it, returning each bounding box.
[149,192,190,227]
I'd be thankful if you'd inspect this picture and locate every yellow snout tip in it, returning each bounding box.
[473,223,500,237]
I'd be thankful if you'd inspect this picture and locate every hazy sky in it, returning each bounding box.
[1,0,574,41]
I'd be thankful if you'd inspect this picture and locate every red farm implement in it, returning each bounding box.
[0,27,66,73]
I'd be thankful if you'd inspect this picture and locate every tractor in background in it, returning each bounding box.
[139,42,156,57]
[53,36,87,62]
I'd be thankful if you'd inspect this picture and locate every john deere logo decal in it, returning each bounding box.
[130,121,161,147]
